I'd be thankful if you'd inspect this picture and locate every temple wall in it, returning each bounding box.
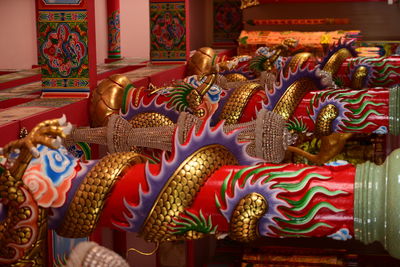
[120,0,150,60]
[95,0,108,64]
[0,1,38,70]
[189,0,214,50]
[0,1,398,69]
[0,0,151,70]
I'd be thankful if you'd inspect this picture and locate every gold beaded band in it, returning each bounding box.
[219,83,263,125]
[56,152,146,238]
[140,145,238,242]
[229,193,268,243]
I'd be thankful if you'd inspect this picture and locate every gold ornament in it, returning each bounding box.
[224,73,248,82]
[351,66,368,90]
[129,112,174,128]
[132,86,145,107]
[273,78,318,121]
[186,73,217,118]
[56,152,147,238]
[229,193,268,242]
[0,169,46,266]
[187,47,216,76]
[11,209,48,267]
[1,116,71,179]
[315,104,339,136]
[288,133,353,165]
[140,145,238,242]
[283,52,313,77]
[219,83,263,125]
[322,48,352,76]
[240,0,260,9]
[257,38,298,73]
[89,74,132,127]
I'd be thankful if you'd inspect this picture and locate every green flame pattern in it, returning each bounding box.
[286,117,308,133]
[170,210,217,236]
[348,57,400,86]
[167,83,195,112]
[309,88,385,132]
[216,165,350,237]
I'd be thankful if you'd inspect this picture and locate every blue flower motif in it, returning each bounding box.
[37,145,78,185]
[372,126,388,135]
[255,46,271,56]
[324,160,349,167]
[328,228,352,241]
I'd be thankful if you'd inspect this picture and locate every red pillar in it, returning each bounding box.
[106,0,122,61]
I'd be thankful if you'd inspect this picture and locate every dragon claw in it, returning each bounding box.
[0,116,74,166]
[63,122,73,136]
[30,147,40,158]
[52,136,62,149]
[58,114,67,126]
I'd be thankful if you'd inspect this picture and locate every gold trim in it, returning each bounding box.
[133,86,145,107]
[56,152,147,238]
[241,0,260,9]
[140,145,238,242]
[126,242,159,257]
[197,73,217,97]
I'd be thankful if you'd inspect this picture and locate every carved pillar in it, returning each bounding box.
[96,149,400,259]
[149,0,190,63]
[106,0,121,61]
[213,0,242,47]
[37,0,97,97]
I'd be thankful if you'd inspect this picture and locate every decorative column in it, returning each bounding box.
[2,116,400,264]
[106,0,121,61]
[213,0,242,47]
[95,148,400,259]
[149,0,190,63]
[37,0,97,98]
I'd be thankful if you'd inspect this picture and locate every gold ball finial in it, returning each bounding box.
[187,47,216,76]
[89,74,132,127]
